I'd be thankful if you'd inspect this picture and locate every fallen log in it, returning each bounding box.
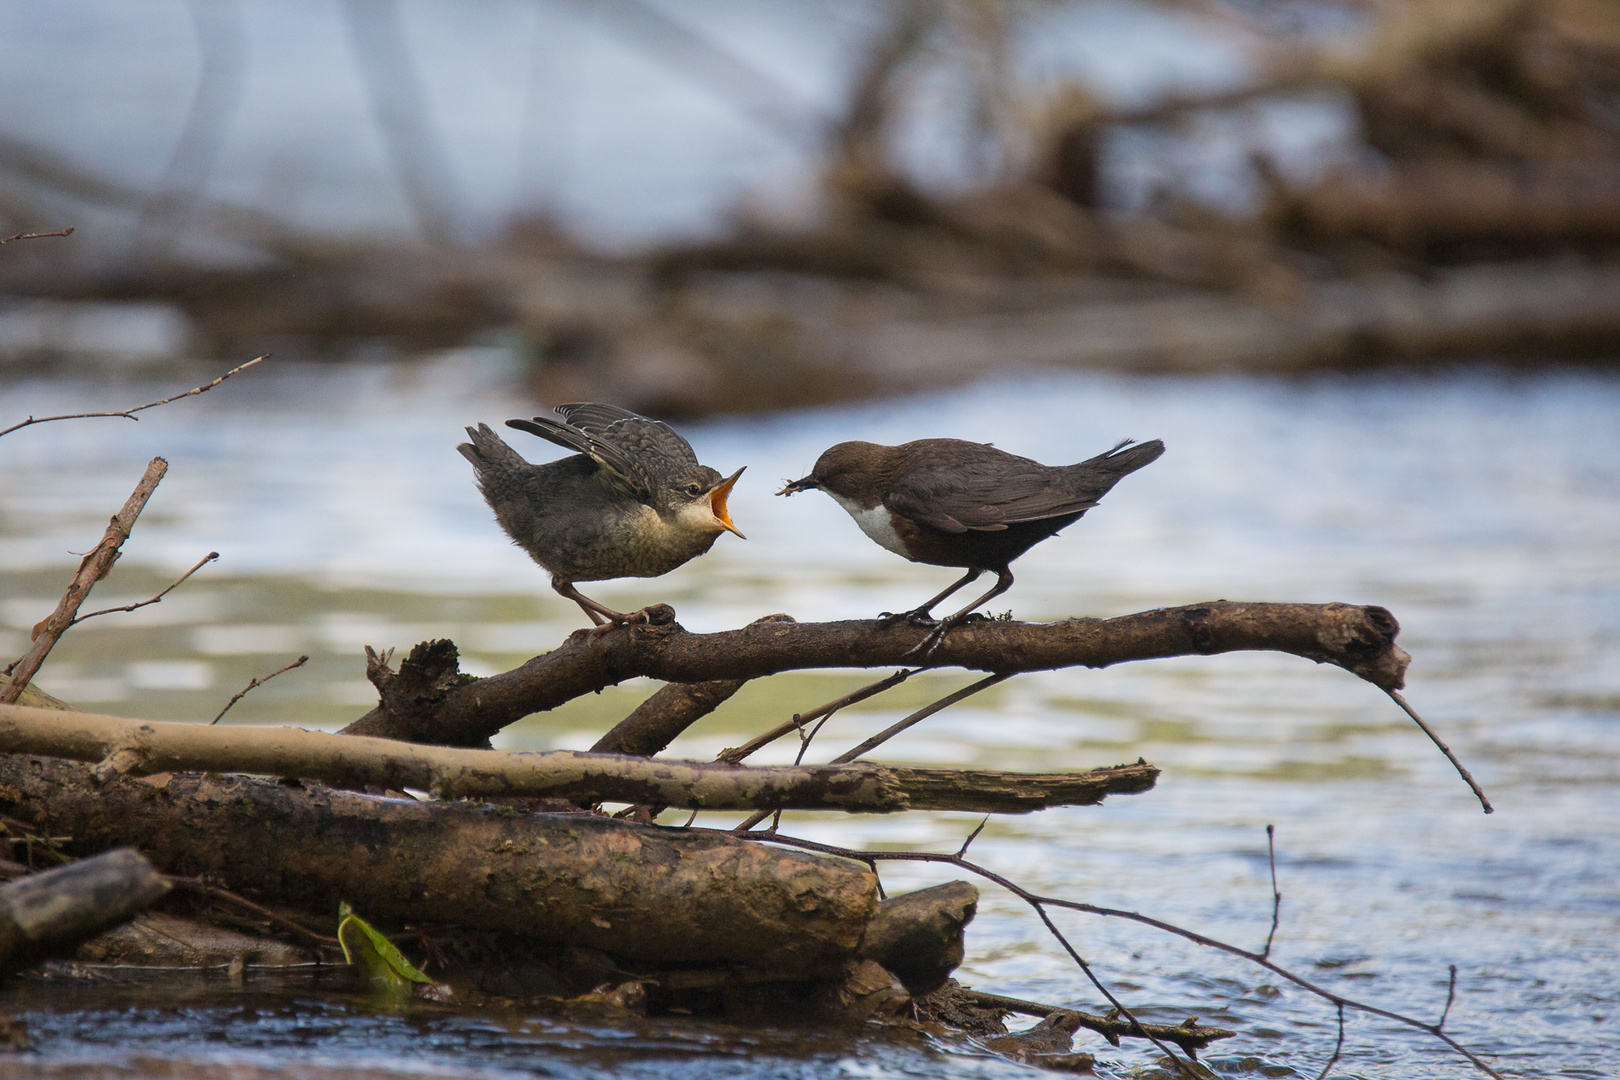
[0,705,1157,813]
[0,848,169,975]
[0,755,877,978]
[343,601,1407,747]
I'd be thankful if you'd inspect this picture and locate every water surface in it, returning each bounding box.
[1,356,1616,1077]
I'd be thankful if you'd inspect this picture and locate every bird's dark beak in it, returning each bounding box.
[710,467,746,539]
[777,476,817,496]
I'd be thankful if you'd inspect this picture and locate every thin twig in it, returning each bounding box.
[164,874,340,947]
[70,552,219,626]
[1,458,168,703]
[1263,823,1282,960]
[1314,1002,1346,1080]
[952,987,1234,1055]
[1438,964,1458,1029]
[731,671,1002,834]
[830,671,1012,763]
[0,355,266,439]
[0,226,74,244]
[716,668,915,764]
[210,655,310,725]
[1386,689,1493,814]
[956,816,989,858]
[1025,900,1192,1070]
[742,831,1503,1079]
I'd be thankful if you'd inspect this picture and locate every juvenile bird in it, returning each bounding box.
[778,435,1163,654]
[459,403,744,630]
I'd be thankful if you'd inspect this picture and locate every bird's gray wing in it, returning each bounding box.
[504,411,652,501]
[883,445,1108,533]
[556,403,701,476]
[886,469,1101,533]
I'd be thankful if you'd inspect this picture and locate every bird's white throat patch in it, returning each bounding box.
[829,492,911,560]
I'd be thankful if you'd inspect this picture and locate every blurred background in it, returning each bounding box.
[1,2,1618,1078]
[5,0,1620,410]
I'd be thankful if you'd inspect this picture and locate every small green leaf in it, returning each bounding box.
[337,902,434,991]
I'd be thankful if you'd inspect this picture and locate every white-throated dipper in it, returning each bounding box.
[778,435,1164,654]
[459,403,744,630]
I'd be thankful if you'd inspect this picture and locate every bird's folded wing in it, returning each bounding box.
[885,469,1100,532]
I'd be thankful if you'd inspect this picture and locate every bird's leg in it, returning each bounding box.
[902,568,1014,661]
[553,579,630,635]
[879,568,982,627]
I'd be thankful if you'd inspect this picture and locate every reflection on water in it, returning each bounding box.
[1,354,1617,1077]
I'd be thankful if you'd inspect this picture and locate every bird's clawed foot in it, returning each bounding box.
[878,608,939,628]
[900,610,996,661]
[583,603,677,639]
[900,618,958,661]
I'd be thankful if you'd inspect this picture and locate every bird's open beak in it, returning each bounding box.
[776,476,816,496]
[710,467,746,538]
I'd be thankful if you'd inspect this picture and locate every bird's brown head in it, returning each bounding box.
[671,465,746,539]
[777,441,897,506]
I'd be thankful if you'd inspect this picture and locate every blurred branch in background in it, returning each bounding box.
[573,0,831,145]
[342,0,463,244]
[125,0,249,264]
[2,0,1619,412]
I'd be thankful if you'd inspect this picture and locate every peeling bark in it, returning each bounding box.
[0,705,1157,814]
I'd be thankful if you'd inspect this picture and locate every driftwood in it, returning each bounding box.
[342,601,1407,747]
[858,880,977,995]
[0,755,877,978]
[0,704,1157,814]
[0,848,168,975]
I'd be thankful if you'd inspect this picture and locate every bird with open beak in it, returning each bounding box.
[778,435,1163,656]
[459,403,744,631]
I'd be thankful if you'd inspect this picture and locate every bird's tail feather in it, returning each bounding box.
[1090,437,1165,477]
[458,423,529,479]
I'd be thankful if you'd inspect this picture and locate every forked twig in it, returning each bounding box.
[70,552,219,626]
[1,458,168,704]
[210,655,311,725]
[742,831,1503,1078]
[1385,689,1493,814]
[0,355,266,439]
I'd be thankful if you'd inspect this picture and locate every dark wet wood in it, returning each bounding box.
[342,601,1409,747]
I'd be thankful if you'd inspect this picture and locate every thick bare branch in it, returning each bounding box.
[593,614,798,756]
[0,704,1157,814]
[592,678,748,756]
[341,601,1408,747]
[1,457,168,704]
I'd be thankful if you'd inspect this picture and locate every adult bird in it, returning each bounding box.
[779,435,1163,655]
[459,403,744,630]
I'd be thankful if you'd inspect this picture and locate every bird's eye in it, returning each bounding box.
[685,483,704,498]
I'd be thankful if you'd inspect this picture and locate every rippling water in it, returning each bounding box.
[1,354,1616,1078]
